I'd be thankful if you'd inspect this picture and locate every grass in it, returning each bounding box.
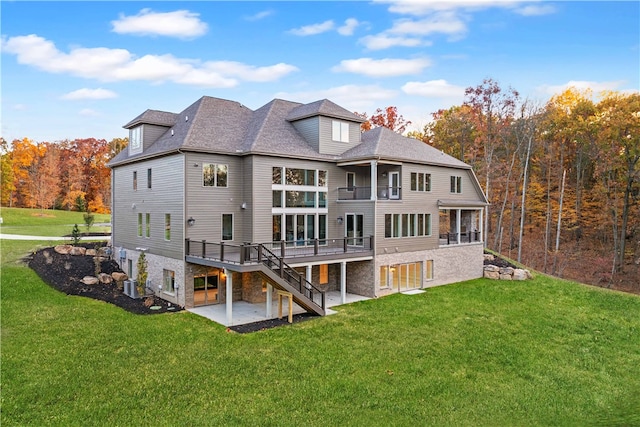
[2,241,640,425]
[0,207,111,236]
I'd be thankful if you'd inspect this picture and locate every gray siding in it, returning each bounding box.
[375,164,484,253]
[185,152,244,244]
[142,124,170,150]
[318,116,362,155]
[291,117,319,151]
[112,154,184,259]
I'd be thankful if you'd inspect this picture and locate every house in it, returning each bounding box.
[108,96,488,321]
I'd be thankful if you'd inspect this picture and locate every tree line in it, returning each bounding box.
[1,137,127,214]
[402,79,639,288]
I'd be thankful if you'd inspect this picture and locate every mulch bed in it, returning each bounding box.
[26,243,182,315]
[228,312,318,334]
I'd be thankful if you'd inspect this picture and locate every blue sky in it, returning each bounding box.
[2,1,638,143]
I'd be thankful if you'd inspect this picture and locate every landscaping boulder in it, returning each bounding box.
[86,249,97,256]
[81,276,99,285]
[112,272,128,282]
[69,246,86,256]
[483,254,495,262]
[54,245,73,255]
[513,269,528,280]
[98,273,113,284]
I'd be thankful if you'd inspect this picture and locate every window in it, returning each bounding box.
[379,262,422,290]
[346,172,355,190]
[137,213,142,236]
[272,190,283,208]
[133,171,137,190]
[222,214,233,241]
[320,264,329,285]
[332,120,349,142]
[163,269,175,294]
[285,191,316,208]
[411,172,431,192]
[147,168,152,189]
[385,213,431,238]
[285,168,315,186]
[203,164,228,187]
[145,213,150,238]
[272,167,282,184]
[164,214,171,241]
[273,215,282,241]
[425,260,434,280]
[129,126,142,153]
[318,170,327,187]
[450,176,462,193]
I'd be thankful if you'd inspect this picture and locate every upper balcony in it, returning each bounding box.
[337,186,402,201]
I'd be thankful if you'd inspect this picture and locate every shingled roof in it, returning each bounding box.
[286,99,365,123]
[123,109,178,129]
[110,96,470,170]
[340,126,471,169]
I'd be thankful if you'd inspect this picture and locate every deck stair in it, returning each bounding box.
[249,244,326,316]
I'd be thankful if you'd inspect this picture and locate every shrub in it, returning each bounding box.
[71,224,81,245]
[136,252,148,296]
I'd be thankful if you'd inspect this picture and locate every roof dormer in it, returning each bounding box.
[286,99,365,155]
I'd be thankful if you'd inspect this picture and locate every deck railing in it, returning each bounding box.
[337,187,402,201]
[185,236,373,264]
[439,231,482,245]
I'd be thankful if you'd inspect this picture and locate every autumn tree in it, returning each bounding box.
[1,138,15,206]
[463,78,520,248]
[354,106,411,134]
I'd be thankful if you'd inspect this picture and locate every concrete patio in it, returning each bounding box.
[187,290,371,327]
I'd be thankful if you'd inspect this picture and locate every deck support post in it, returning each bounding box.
[225,268,233,325]
[265,282,272,318]
[340,261,347,304]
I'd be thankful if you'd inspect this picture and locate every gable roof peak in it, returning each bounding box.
[286,98,365,123]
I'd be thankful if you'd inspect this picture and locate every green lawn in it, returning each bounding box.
[0,207,110,236]
[1,241,639,426]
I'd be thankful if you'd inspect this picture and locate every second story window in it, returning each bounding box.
[411,172,431,192]
[164,214,171,241]
[203,164,228,187]
[147,168,152,189]
[450,176,462,194]
[332,120,349,142]
[133,171,137,190]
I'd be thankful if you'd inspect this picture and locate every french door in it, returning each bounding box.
[389,172,400,199]
[346,213,364,246]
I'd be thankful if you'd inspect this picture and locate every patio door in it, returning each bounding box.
[193,271,219,306]
[389,172,400,199]
[346,213,364,246]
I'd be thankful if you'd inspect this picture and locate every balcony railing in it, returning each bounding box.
[439,231,482,246]
[337,186,402,201]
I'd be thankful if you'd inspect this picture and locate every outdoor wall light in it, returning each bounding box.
[187,217,196,227]
[337,216,344,225]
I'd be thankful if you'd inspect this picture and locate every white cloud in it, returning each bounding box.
[332,57,431,77]
[388,13,468,37]
[61,88,118,100]
[338,18,360,36]
[513,4,556,16]
[402,79,466,98]
[79,108,100,117]
[111,9,208,39]
[244,10,274,21]
[275,84,398,111]
[288,20,335,36]
[1,34,298,88]
[376,0,527,15]
[359,34,427,50]
[538,80,628,96]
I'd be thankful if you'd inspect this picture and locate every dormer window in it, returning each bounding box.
[332,120,349,142]
[129,126,143,155]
